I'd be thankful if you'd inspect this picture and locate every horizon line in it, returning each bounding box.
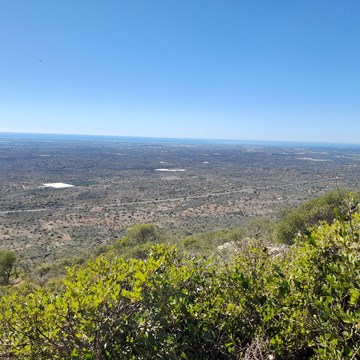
[0,131,359,147]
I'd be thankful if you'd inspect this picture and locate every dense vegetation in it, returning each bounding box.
[0,191,359,359]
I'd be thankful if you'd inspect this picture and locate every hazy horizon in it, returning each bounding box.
[1,131,360,148]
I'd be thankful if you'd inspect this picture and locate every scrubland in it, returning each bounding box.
[0,140,360,358]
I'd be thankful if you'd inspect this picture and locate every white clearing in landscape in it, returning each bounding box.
[296,157,331,162]
[42,182,75,188]
[203,161,209,164]
[155,169,186,172]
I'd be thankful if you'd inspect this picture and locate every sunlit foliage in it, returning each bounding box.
[0,210,359,359]
[0,250,16,285]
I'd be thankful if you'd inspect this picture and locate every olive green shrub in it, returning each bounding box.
[273,190,359,244]
[0,249,16,285]
[0,211,359,359]
[109,223,166,259]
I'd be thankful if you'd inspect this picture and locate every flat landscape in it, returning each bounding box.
[1,137,359,262]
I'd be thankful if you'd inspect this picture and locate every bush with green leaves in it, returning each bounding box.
[0,211,359,359]
[0,249,16,285]
[273,189,360,244]
[109,223,166,259]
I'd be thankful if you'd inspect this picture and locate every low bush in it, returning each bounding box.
[0,210,359,359]
[273,189,360,244]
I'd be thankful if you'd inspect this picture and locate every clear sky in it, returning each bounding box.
[1,1,360,143]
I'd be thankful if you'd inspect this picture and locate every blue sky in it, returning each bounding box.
[1,1,360,143]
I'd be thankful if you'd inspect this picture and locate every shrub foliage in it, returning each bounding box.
[273,190,360,244]
[0,211,359,359]
[0,250,16,285]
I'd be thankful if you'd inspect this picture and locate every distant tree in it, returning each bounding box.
[0,250,16,285]
[108,224,166,259]
[126,224,158,244]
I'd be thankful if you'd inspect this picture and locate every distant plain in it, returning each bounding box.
[1,134,359,262]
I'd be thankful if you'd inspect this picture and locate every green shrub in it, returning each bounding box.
[126,223,158,243]
[0,250,16,285]
[0,208,359,359]
[273,190,359,244]
[108,223,166,259]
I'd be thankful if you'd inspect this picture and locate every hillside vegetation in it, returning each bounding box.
[0,191,359,359]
